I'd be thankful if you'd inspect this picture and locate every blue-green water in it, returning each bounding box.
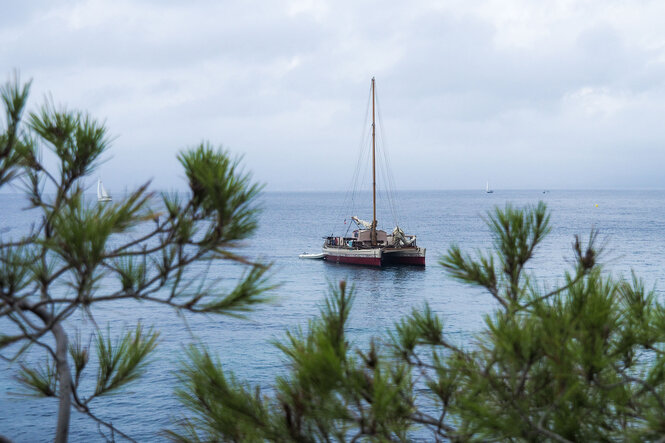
[1,190,665,441]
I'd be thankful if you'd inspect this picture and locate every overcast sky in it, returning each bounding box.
[3,0,665,192]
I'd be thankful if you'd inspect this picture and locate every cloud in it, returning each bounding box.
[3,0,665,191]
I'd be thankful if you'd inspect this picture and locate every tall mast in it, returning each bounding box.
[371,77,377,246]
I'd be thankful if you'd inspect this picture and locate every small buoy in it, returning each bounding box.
[595,204,599,207]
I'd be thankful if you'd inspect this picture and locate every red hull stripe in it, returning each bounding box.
[323,254,382,267]
[323,254,425,267]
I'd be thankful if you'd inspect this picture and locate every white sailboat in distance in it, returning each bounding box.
[486,181,494,194]
[97,179,112,202]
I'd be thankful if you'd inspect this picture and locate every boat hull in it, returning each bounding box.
[322,246,425,267]
[322,246,382,267]
[382,247,426,266]
[299,253,324,260]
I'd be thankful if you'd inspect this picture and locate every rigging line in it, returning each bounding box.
[348,123,371,219]
[373,119,388,226]
[375,125,396,222]
[378,140,398,229]
[380,128,401,227]
[350,82,375,222]
[357,136,372,209]
[376,101,399,213]
[344,90,371,210]
[374,89,402,228]
[347,130,372,236]
[378,96,403,228]
[378,147,396,226]
[329,82,372,236]
[376,89,394,213]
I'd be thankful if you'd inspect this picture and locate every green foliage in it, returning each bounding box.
[169,346,273,442]
[173,202,665,442]
[0,242,33,297]
[171,281,414,442]
[197,263,275,316]
[0,71,32,186]
[178,142,263,245]
[69,331,89,386]
[16,360,58,397]
[94,324,159,396]
[0,73,272,441]
[441,201,552,309]
[28,100,110,186]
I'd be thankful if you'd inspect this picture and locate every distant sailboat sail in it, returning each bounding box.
[97,179,112,202]
[486,181,494,194]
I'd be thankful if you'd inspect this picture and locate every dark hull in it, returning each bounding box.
[322,245,425,267]
[382,254,426,266]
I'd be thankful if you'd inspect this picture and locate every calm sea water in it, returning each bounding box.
[1,190,665,441]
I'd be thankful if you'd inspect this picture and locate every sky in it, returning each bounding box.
[2,0,665,192]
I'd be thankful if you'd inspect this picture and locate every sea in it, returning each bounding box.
[1,190,665,442]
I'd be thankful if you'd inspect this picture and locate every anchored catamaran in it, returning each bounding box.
[321,78,425,267]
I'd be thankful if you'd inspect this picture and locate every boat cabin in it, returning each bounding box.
[324,228,419,249]
[356,229,387,244]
